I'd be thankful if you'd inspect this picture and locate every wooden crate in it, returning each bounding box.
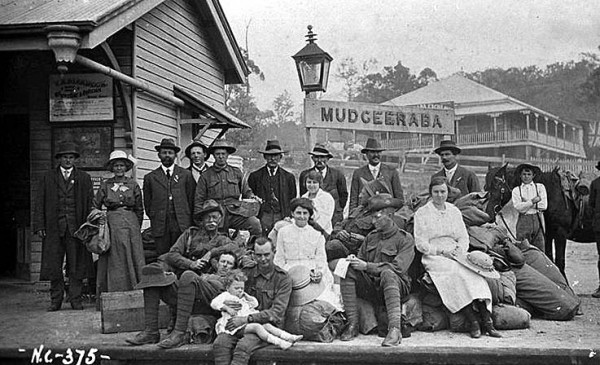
[100,289,170,334]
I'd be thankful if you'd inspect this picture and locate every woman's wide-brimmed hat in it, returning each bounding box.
[259,140,286,155]
[208,139,236,155]
[184,141,208,159]
[308,143,333,158]
[55,142,80,158]
[450,250,500,279]
[135,262,177,289]
[155,138,181,153]
[361,138,386,153]
[288,265,326,306]
[434,140,461,155]
[105,150,137,172]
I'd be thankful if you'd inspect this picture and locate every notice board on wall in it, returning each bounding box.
[52,125,113,170]
[49,73,114,122]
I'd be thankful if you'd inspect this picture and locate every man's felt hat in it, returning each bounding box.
[258,140,286,155]
[308,143,333,158]
[288,265,326,306]
[184,141,208,159]
[196,199,224,219]
[366,193,403,212]
[515,163,541,177]
[596,161,600,171]
[155,138,181,153]
[434,140,461,155]
[55,142,80,158]
[134,262,177,289]
[449,250,500,279]
[208,139,236,155]
[361,138,386,153]
[105,150,137,172]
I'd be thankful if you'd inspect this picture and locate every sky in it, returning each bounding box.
[220,0,600,111]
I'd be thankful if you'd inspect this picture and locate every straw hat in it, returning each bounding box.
[154,138,181,153]
[308,143,333,158]
[361,138,386,153]
[434,140,461,155]
[134,262,177,289]
[288,265,326,306]
[105,150,137,172]
[449,250,500,279]
[258,140,286,155]
[55,142,80,158]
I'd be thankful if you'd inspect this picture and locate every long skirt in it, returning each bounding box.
[96,209,145,294]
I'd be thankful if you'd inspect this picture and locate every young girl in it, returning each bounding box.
[210,270,303,350]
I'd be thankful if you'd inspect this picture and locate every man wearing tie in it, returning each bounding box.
[431,140,480,198]
[299,144,348,226]
[143,138,196,255]
[349,138,404,211]
[33,142,94,311]
[248,140,297,235]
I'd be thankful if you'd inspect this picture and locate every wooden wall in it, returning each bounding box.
[24,28,133,282]
[133,0,226,183]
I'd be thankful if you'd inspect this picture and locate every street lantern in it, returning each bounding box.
[292,25,333,95]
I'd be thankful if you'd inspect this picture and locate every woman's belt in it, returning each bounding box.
[108,206,133,211]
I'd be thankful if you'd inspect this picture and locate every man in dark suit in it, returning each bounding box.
[185,140,209,183]
[143,138,196,255]
[431,140,480,198]
[248,140,297,235]
[33,142,94,311]
[299,144,348,226]
[349,138,404,211]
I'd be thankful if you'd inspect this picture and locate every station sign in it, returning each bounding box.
[304,99,455,134]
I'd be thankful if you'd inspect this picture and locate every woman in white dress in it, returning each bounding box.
[301,170,335,235]
[414,177,501,339]
[274,197,342,310]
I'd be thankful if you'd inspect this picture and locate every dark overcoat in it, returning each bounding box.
[32,167,94,280]
[143,165,195,236]
[349,163,404,211]
[248,165,297,218]
[431,165,481,198]
[299,166,348,222]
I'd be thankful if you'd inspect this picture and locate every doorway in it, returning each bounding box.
[0,114,30,278]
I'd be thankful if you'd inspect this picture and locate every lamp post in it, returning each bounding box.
[292,25,333,152]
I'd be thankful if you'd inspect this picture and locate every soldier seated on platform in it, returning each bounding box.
[126,200,247,348]
[339,194,415,347]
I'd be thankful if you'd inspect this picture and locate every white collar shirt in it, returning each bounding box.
[444,164,458,183]
[369,163,381,179]
[511,181,548,214]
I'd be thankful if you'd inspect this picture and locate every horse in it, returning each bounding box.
[485,163,582,278]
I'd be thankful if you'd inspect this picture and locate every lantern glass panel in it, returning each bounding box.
[321,60,330,91]
[299,60,322,86]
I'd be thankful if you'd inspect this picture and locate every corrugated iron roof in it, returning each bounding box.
[384,74,508,106]
[0,0,139,27]
[384,73,580,128]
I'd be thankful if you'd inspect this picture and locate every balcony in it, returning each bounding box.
[456,129,585,156]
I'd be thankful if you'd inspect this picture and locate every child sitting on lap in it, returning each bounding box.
[210,269,303,350]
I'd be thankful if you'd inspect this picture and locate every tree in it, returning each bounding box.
[334,57,377,101]
[354,61,421,103]
[271,90,295,125]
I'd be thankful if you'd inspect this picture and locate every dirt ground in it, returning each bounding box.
[0,241,598,359]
